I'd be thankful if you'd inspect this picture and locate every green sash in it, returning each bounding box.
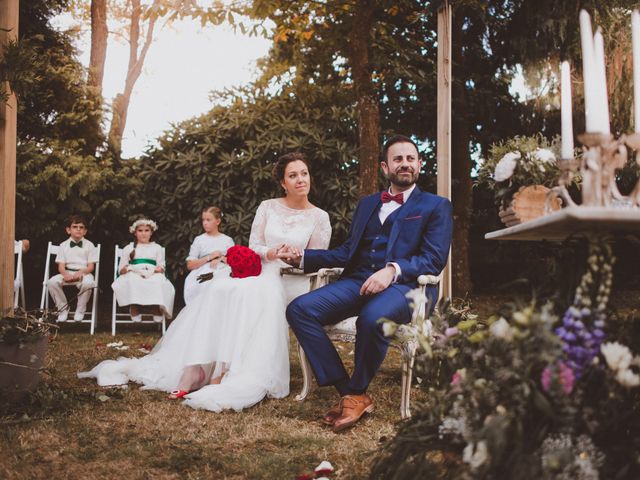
[130,258,157,266]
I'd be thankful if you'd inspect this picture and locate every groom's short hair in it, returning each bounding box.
[380,134,419,163]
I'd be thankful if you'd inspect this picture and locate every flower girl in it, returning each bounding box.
[183,206,234,304]
[112,218,175,322]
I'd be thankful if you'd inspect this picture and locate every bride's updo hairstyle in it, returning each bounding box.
[271,152,311,190]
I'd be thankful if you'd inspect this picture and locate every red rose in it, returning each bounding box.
[225,245,262,279]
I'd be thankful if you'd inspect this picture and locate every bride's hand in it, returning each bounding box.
[266,244,284,262]
[276,245,302,267]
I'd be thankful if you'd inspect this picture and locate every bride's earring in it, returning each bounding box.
[283,187,288,195]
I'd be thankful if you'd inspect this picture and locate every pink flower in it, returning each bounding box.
[558,362,575,395]
[541,366,552,392]
[451,369,466,386]
[541,362,575,395]
[445,327,459,337]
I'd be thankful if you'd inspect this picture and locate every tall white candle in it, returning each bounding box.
[561,61,574,158]
[594,29,610,134]
[632,11,640,132]
[579,10,598,132]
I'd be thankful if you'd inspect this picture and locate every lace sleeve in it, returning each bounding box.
[307,210,332,249]
[248,201,270,260]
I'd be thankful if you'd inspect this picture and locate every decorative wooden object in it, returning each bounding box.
[499,185,561,227]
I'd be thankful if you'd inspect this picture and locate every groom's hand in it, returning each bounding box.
[360,265,396,295]
[276,244,302,267]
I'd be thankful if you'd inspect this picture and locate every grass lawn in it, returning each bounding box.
[2,290,637,479]
[1,321,428,479]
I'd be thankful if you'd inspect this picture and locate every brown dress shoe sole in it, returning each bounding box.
[332,404,375,432]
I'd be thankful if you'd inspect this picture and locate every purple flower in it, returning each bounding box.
[555,306,605,377]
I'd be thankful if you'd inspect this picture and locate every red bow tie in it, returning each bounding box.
[381,191,404,204]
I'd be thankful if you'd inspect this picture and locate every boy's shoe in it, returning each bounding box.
[57,310,69,323]
[73,311,86,322]
[153,315,164,323]
[131,314,142,323]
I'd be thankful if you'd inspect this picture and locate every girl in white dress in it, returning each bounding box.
[79,153,331,413]
[183,206,234,305]
[112,219,176,322]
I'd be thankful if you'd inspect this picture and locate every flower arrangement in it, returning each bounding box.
[477,134,566,208]
[372,237,640,479]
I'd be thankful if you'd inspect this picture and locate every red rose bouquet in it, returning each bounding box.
[225,245,262,278]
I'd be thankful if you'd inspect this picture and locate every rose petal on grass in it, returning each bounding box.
[315,461,334,474]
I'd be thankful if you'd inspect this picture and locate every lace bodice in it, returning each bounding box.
[249,199,331,262]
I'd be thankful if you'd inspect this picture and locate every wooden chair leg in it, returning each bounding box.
[295,343,313,401]
[400,348,416,419]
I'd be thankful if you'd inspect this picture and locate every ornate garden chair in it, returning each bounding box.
[14,240,26,309]
[282,267,438,419]
[40,241,101,334]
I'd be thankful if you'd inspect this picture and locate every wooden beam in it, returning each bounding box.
[437,1,452,300]
[0,0,19,314]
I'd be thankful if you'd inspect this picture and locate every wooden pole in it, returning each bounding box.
[437,1,452,300]
[0,0,19,315]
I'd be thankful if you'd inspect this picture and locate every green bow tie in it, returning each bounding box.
[70,240,83,248]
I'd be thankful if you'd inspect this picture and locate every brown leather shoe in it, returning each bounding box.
[321,402,343,425]
[332,394,374,432]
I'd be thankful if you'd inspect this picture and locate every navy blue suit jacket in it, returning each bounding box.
[304,187,453,287]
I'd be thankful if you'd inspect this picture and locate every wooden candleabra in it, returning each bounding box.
[547,132,640,211]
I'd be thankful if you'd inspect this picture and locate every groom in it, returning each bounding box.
[283,134,453,432]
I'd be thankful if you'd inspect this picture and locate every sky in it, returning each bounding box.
[52,12,272,158]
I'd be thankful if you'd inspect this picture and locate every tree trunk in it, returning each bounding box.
[450,11,473,296]
[350,0,380,197]
[88,0,107,92]
[108,0,158,158]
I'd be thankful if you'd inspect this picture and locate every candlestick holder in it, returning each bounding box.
[545,132,640,212]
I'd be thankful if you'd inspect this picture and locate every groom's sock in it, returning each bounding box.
[335,379,350,396]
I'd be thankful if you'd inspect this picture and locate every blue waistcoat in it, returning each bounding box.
[349,203,404,278]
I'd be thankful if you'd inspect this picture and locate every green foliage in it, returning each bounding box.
[137,84,360,280]
[3,0,142,291]
[372,283,640,478]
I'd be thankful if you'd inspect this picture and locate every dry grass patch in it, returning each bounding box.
[1,325,426,479]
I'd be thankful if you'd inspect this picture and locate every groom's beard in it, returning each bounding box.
[386,168,418,187]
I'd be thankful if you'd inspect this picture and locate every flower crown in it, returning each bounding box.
[129,218,158,234]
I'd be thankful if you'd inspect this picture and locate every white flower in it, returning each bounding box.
[405,288,427,307]
[601,342,640,388]
[382,321,398,337]
[533,148,556,163]
[616,368,640,388]
[489,317,514,341]
[601,342,633,372]
[463,440,489,470]
[493,151,520,182]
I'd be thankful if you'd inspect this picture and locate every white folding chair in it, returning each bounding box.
[285,267,439,419]
[40,241,101,334]
[14,240,26,309]
[111,244,167,336]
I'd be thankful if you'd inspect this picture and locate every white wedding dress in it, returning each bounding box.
[78,199,331,412]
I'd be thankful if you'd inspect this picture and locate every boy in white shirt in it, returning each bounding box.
[47,215,99,322]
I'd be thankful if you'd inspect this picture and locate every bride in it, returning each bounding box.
[78,152,331,412]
